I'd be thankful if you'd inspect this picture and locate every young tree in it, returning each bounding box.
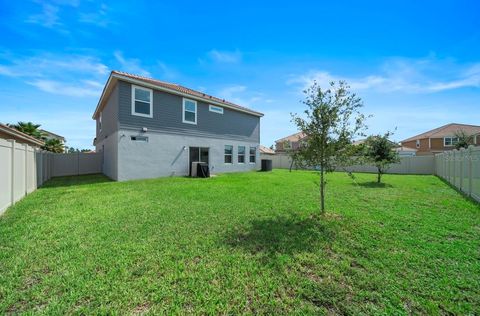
[363,133,400,183]
[454,130,475,149]
[291,81,368,213]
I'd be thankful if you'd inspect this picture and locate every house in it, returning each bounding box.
[400,123,480,155]
[275,132,305,152]
[40,129,66,143]
[259,145,275,155]
[92,71,263,181]
[353,138,417,156]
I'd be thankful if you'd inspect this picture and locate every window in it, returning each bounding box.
[416,139,420,148]
[224,145,233,163]
[283,141,292,150]
[131,136,148,142]
[444,137,459,146]
[99,112,102,132]
[238,146,245,163]
[183,98,197,124]
[249,146,256,163]
[209,105,224,114]
[131,85,153,118]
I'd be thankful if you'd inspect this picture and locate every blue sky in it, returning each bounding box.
[0,0,479,149]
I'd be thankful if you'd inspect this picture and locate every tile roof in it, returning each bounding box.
[401,123,480,143]
[275,131,306,143]
[110,71,263,117]
[0,123,44,146]
[259,145,275,154]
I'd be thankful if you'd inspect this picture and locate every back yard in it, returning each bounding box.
[0,170,479,314]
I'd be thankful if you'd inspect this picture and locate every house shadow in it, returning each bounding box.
[223,214,336,264]
[41,174,112,189]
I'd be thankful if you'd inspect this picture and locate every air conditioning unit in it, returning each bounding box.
[190,162,210,178]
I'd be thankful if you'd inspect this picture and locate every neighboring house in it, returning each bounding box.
[395,146,417,157]
[92,71,263,181]
[275,132,305,152]
[400,123,480,155]
[0,123,44,147]
[259,145,275,155]
[41,129,66,152]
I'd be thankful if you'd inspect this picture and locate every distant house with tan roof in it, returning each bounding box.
[400,123,480,155]
[259,145,275,155]
[275,132,306,152]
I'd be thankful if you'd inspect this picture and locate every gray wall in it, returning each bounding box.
[51,152,103,177]
[117,129,259,181]
[96,83,119,150]
[117,80,260,142]
[98,131,118,180]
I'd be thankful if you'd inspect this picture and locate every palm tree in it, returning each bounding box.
[42,139,64,153]
[10,121,44,139]
[454,130,475,150]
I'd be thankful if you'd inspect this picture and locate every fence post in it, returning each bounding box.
[10,139,15,205]
[459,149,463,191]
[468,145,473,197]
[24,144,28,196]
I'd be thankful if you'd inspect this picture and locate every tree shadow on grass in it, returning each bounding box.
[223,214,337,264]
[353,181,393,188]
[41,174,112,188]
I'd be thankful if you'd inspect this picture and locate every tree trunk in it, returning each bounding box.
[320,168,325,213]
[377,168,382,183]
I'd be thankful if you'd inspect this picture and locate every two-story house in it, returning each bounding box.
[92,71,263,181]
[274,132,305,152]
[400,123,480,155]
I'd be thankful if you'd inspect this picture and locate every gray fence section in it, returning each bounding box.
[435,146,480,202]
[1,142,102,215]
[261,153,435,175]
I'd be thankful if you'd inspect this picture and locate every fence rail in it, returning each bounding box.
[1,140,102,215]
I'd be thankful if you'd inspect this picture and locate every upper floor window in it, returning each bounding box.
[416,140,420,148]
[99,112,102,132]
[183,98,197,124]
[444,137,459,147]
[249,147,256,163]
[209,105,224,114]
[238,146,245,163]
[132,85,153,118]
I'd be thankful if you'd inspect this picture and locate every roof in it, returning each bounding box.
[92,71,264,119]
[0,123,44,146]
[259,145,275,154]
[40,129,65,141]
[401,123,480,143]
[275,132,306,143]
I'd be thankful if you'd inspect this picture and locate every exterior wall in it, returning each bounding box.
[97,131,118,180]
[96,83,119,149]
[117,128,260,181]
[404,136,480,155]
[117,80,260,143]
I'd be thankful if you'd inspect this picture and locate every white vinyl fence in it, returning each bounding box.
[261,153,435,174]
[435,146,480,202]
[1,139,102,215]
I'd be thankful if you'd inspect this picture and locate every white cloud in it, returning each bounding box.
[288,57,480,93]
[25,3,61,28]
[114,51,151,77]
[28,79,102,97]
[78,3,111,27]
[207,49,242,63]
[0,53,109,97]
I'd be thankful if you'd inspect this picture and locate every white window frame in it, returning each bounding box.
[444,136,459,147]
[99,112,102,132]
[238,146,245,164]
[416,139,420,148]
[131,85,153,118]
[249,146,256,164]
[224,145,233,164]
[182,98,197,125]
[209,105,224,114]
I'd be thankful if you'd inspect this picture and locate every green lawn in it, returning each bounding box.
[1,170,479,314]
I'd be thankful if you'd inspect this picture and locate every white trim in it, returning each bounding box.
[131,85,153,118]
[182,98,197,125]
[237,145,246,164]
[99,111,102,132]
[443,136,459,147]
[92,73,263,119]
[209,105,224,114]
[249,146,256,164]
[224,145,233,164]
[428,138,431,149]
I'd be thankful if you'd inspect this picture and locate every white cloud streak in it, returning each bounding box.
[114,51,151,77]
[207,49,242,63]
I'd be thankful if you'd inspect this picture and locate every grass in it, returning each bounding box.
[0,170,479,314]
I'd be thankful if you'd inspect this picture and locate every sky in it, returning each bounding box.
[0,0,479,149]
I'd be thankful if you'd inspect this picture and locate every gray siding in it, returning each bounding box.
[96,83,119,149]
[117,80,260,142]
